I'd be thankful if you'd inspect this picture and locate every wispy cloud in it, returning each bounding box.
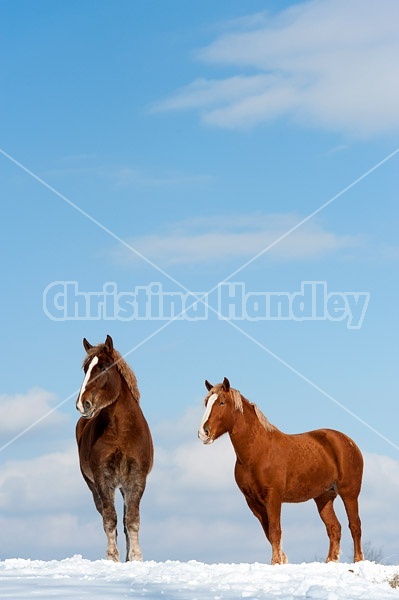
[112,213,363,267]
[153,0,399,136]
[107,167,215,189]
[0,446,82,513]
[45,158,214,189]
[0,389,67,435]
[0,443,103,559]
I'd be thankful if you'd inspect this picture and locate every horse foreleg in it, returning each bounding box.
[96,482,119,562]
[82,473,103,516]
[314,491,341,562]
[245,496,288,565]
[122,481,145,561]
[264,493,286,565]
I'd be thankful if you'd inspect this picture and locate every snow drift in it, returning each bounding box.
[0,556,398,599]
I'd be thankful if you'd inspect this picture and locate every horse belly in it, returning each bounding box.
[282,447,338,503]
[282,479,335,503]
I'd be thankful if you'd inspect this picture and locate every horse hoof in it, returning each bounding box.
[106,552,120,562]
[127,552,143,562]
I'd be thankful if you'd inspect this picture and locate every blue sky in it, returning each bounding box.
[0,0,398,564]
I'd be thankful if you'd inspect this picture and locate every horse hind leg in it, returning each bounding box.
[340,494,364,562]
[314,490,341,562]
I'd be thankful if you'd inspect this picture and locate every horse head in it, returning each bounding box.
[198,377,240,444]
[76,334,122,419]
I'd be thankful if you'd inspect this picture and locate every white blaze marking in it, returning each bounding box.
[77,356,98,412]
[199,393,218,439]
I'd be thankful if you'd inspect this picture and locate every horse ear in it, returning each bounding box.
[222,377,230,392]
[105,334,114,353]
[83,338,93,352]
[205,380,213,391]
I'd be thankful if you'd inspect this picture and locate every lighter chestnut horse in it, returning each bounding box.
[76,335,153,561]
[198,378,364,565]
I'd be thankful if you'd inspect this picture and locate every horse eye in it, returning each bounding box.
[219,400,225,406]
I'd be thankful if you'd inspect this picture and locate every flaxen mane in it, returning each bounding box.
[232,388,277,433]
[252,403,277,432]
[206,383,276,433]
[231,388,244,413]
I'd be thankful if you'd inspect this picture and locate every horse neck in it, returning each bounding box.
[229,398,273,464]
[104,376,137,420]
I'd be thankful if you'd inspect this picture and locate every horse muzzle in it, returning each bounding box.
[77,399,96,419]
[198,430,214,444]
[81,410,96,419]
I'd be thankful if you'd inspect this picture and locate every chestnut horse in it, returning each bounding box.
[198,378,364,565]
[76,335,153,561]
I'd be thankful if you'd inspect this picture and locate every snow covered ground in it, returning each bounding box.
[0,556,398,599]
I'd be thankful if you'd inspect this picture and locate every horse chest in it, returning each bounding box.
[235,463,273,500]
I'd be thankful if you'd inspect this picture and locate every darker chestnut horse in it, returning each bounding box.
[76,335,153,561]
[198,378,364,565]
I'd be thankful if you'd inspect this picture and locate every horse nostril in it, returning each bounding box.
[84,400,92,413]
[204,428,209,437]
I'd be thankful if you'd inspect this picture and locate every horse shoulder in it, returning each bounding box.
[233,429,287,496]
[112,397,154,470]
[76,417,86,443]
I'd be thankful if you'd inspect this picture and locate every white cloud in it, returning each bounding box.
[154,0,399,136]
[0,388,67,435]
[112,213,362,267]
[107,167,215,189]
[0,444,103,560]
[0,445,84,514]
[45,160,214,190]
[0,513,102,560]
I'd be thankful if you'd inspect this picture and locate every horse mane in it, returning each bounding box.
[253,403,277,432]
[232,388,277,433]
[83,345,140,404]
[112,349,141,404]
[231,389,244,413]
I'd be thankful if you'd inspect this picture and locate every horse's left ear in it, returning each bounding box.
[105,334,114,353]
[222,377,230,392]
[205,380,213,391]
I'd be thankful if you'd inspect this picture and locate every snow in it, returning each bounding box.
[0,556,398,599]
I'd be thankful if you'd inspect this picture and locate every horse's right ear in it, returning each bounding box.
[205,380,213,391]
[222,377,230,392]
[83,338,93,352]
[105,334,114,353]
